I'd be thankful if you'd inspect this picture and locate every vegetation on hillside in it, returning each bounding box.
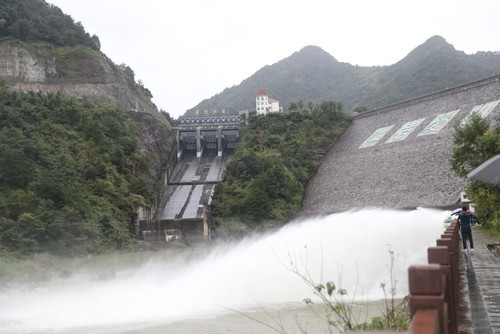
[210,101,350,235]
[450,115,500,235]
[0,0,100,50]
[0,0,158,115]
[0,83,153,257]
[189,36,500,116]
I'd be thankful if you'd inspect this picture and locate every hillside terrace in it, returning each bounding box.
[299,75,500,214]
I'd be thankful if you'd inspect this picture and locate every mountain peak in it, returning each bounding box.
[189,35,500,115]
[296,45,338,62]
[299,45,327,53]
[395,35,458,66]
[417,35,456,52]
[424,35,449,45]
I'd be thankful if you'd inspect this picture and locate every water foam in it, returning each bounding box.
[0,208,449,333]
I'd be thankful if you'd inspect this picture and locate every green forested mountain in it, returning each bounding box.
[0,0,158,115]
[0,0,100,50]
[188,36,500,115]
[0,85,154,255]
[0,1,175,258]
[211,101,350,235]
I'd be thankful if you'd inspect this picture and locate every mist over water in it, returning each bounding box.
[0,208,449,333]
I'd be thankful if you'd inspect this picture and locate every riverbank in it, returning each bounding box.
[0,242,210,289]
[101,300,400,334]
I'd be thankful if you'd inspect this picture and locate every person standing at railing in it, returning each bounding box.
[458,205,475,252]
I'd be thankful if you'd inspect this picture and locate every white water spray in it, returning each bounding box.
[0,208,449,333]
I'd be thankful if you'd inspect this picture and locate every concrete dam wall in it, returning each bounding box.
[159,151,232,220]
[299,75,500,215]
[138,150,232,243]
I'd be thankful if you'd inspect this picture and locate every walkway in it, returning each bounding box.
[458,227,500,334]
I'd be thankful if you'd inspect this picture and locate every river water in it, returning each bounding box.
[0,208,449,334]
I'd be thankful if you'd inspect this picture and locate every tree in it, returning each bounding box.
[450,115,499,177]
[160,110,176,125]
[0,86,153,256]
[0,148,34,189]
[289,102,298,111]
[297,100,304,110]
[119,63,135,84]
[353,106,368,113]
[90,34,101,50]
[211,101,351,231]
[308,101,314,112]
[450,115,500,229]
[0,0,102,49]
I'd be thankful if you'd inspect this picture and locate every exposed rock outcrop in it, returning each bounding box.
[0,40,157,114]
[0,39,177,213]
[128,111,177,199]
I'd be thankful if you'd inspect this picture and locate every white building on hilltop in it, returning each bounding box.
[256,89,283,114]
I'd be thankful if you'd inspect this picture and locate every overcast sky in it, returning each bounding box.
[48,0,500,118]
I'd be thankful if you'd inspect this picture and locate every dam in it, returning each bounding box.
[299,74,500,215]
[2,78,499,334]
[138,114,242,243]
[139,74,500,243]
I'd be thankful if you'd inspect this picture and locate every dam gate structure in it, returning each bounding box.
[138,74,500,243]
[137,114,243,244]
[177,115,242,158]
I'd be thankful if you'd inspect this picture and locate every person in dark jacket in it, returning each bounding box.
[458,205,474,252]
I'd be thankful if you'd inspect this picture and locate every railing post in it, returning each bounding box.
[410,309,440,334]
[428,246,456,334]
[436,223,459,334]
[408,264,448,334]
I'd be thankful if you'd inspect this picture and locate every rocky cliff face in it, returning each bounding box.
[0,40,157,114]
[0,42,57,82]
[128,111,177,211]
[0,39,177,211]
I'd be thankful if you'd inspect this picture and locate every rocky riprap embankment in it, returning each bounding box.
[300,75,500,214]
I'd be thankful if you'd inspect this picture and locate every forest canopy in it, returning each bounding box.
[0,83,152,256]
[0,0,100,50]
[450,114,500,234]
[210,102,351,235]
